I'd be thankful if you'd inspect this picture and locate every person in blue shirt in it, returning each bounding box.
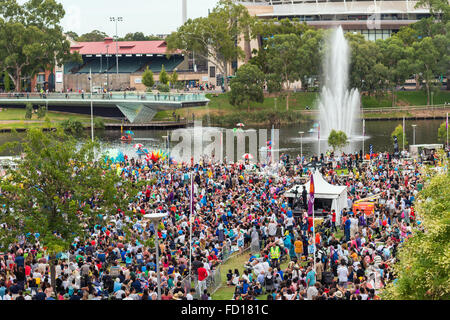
[305,266,316,287]
[344,213,351,241]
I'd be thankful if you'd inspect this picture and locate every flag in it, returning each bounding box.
[369,144,373,159]
[308,173,315,217]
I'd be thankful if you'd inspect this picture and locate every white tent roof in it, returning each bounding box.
[286,170,347,199]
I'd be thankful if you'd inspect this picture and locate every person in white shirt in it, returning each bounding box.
[337,260,349,288]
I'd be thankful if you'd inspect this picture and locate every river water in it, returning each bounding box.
[0,119,444,159]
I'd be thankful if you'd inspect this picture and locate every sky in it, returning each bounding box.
[20,0,220,36]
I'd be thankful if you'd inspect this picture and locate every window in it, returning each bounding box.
[209,66,216,78]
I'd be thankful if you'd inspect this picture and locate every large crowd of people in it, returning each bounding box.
[0,146,445,300]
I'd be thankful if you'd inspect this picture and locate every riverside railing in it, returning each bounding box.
[0,92,209,102]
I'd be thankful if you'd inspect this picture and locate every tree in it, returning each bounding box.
[347,33,388,96]
[170,70,179,89]
[142,66,154,90]
[3,71,11,92]
[437,121,448,143]
[37,104,47,119]
[25,103,33,119]
[382,153,450,299]
[391,124,408,149]
[119,32,162,41]
[0,0,81,91]
[327,130,349,151]
[377,36,413,106]
[410,36,447,105]
[159,65,169,86]
[166,0,256,91]
[0,129,142,289]
[77,29,109,42]
[229,63,264,113]
[65,31,79,41]
[265,33,302,111]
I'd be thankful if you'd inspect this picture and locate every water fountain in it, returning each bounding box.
[317,26,362,151]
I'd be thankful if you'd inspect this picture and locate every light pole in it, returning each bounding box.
[89,69,94,142]
[412,124,417,146]
[143,212,168,301]
[106,45,110,92]
[110,17,123,75]
[299,131,304,161]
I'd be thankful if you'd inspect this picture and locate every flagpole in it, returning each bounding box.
[189,171,193,285]
[318,123,320,161]
[362,119,365,160]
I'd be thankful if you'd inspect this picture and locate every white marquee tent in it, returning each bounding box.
[285,170,348,223]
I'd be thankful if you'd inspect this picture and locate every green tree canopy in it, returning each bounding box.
[166,0,256,91]
[437,121,448,143]
[119,32,162,41]
[0,128,142,287]
[265,33,302,111]
[391,124,408,149]
[382,154,450,299]
[77,29,109,42]
[142,66,155,90]
[229,63,265,112]
[0,0,81,91]
[327,130,349,151]
[159,64,169,85]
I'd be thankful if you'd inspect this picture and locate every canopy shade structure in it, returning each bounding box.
[285,170,348,223]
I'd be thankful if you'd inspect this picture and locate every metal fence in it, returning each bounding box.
[179,241,236,299]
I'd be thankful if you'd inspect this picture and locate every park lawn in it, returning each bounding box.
[0,108,119,130]
[212,249,292,300]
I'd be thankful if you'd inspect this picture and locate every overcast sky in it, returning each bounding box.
[21,0,220,36]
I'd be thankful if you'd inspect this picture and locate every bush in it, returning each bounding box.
[156,83,170,93]
[94,118,105,130]
[60,119,85,136]
[37,105,47,119]
[25,103,33,120]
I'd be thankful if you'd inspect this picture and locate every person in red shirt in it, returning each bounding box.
[197,263,208,294]
[331,209,337,232]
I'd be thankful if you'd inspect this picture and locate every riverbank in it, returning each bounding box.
[152,91,450,126]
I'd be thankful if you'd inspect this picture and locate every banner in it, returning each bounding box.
[307,173,315,217]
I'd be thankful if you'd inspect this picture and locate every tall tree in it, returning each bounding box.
[229,63,264,113]
[265,33,302,111]
[159,65,169,85]
[382,154,450,300]
[0,129,142,289]
[119,32,162,41]
[142,66,155,90]
[0,0,81,91]
[166,0,256,91]
[77,29,109,42]
[377,36,413,106]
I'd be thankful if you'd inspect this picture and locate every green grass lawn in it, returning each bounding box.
[0,108,118,129]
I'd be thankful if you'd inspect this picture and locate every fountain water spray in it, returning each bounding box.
[318,26,361,149]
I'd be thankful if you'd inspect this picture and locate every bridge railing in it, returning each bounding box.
[0,92,209,102]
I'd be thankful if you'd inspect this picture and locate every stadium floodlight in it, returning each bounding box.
[110,17,123,75]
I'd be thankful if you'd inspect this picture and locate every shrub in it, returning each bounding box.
[60,119,85,136]
[156,83,170,93]
[25,103,33,120]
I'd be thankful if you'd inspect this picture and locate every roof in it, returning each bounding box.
[286,170,347,199]
[70,39,181,56]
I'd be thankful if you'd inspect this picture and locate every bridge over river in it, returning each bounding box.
[0,92,209,123]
